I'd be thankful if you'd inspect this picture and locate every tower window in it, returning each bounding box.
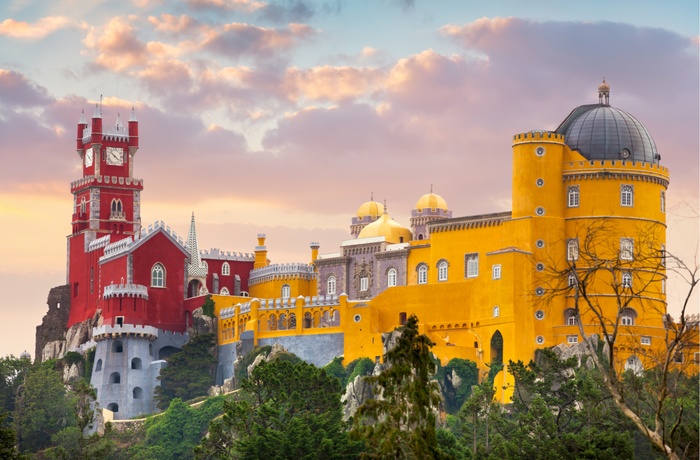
[567,185,580,208]
[567,239,579,261]
[387,268,397,287]
[281,284,291,299]
[567,335,578,344]
[621,185,634,207]
[620,308,636,326]
[151,263,165,288]
[493,306,500,318]
[660,191,665,213]
[568,272,577,287]
[492,264,501,280]
[417,264,428,284]
[222,262,230,276]
[620,238,634,261]
[327,275,337,295]
[360,277,369,291]
[465,253,479,278]
[437,260,448,282]
[622,272,632,288]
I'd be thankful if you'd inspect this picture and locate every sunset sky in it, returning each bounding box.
[1,0,698,359]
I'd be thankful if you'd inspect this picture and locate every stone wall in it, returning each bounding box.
[35,285,71,361]
[257,332,343,367]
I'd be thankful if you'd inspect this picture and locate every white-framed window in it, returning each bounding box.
[622,272,632,288]
[568,272,577,287]
[387,268,397,287]
[465,253,479,278]
[327,275,337,295]
[222,262,230,276]
[567,315,577,326]
[151,263,165,288]
[662,279,666,294]
[493,306,500,317]
[673,352,684,364]
[620,238,634,261]
[660,244,666,267]
[567,239,579,261]
[641,336,651,346]
[281,284,291,299]
[567,335,578,344]
[220,287,230,295]
[567,185,580,208]
[492,264,501,280]
[437,260,448,282]
[417,264,428,284]
[620,309,636,326]
[660,191,665,213]
[621,184,634,207]
[360,276,369,291]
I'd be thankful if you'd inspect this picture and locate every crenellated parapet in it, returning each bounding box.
[512,130,566,145]
[248,263,317,286]
[92,324,159,341]
[200,248,254,261]
[71,175,144,191]
[562,159,669,187]
[103,283,149,299]
[429,211,512,234]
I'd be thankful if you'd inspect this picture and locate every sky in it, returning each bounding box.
[0,0,698,359]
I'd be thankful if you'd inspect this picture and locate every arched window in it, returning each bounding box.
[493,306,500,317]
[220,287,230,295]
[387,268,397,287]
[564,309,578,326]
[278,313,287,330]
[288,313,296,329]
[465,253,479,278]
[269,314,277,331]
[437,260,448,282]
[327,275,336,295]
[304,312,312,329]
[622,272,632,288]
[107,403,119,413]
[151,263,165,288]
[112,341,123,353]
[417,264,428,284]
[95,359,102,371]
[109,372,121,384]
[490,331,503,366]
[331,310,340,326]
[131,358,142,370]
[568,272,577,287]
[625,355,643,374]
[567,185,580,208]
[202,261,208,270]
[567,239,579,261]
[133,387,144,399]
[620,184,634,207]
[222,262,230,276]
[660,191,665,213]
[281,284,291,299]
[620,238,634,261]
[620,308,636,326]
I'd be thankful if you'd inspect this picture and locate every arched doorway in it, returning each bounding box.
[490,330,503,366]
[187,279,202,298]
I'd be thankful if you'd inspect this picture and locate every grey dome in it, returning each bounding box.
[556,104,659,164]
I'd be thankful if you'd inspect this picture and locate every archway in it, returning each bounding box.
[187,279,202,298]
[158,346,181,360]
[490,330,503,366]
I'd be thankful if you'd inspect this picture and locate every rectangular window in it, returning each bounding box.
[620,238,634,261]
[567,335,578,344]
[116,316,124,327]
[492,264,501,280]
[399,312,407,325]
[465,253,479,278]
[641,336,651,345]
[673,352,684,364]
[360,276,369,291]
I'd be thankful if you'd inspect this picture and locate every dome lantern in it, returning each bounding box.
[598,78,610,106]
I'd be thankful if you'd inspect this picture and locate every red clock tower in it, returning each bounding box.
[67,104,144,325]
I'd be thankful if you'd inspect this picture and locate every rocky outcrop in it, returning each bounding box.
[41,312,101,362]
[35,285,71,362]
[188,307,217,337]
[63,362,84,383]
[341,369,375,421]
[550,334,605,370]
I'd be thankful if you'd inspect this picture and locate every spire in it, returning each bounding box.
[187,212,207,277]
[129,106,137,122]
[92,103,101,119]
[78,109,86,125]
[115,112,123,131]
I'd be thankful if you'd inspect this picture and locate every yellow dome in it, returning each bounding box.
[357,200,384,219]
[358,213,412,244]
[598,78,610,92]
[415,193,448,212]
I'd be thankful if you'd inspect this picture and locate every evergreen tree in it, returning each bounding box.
[154,333,217,409]
[351,315,446,459]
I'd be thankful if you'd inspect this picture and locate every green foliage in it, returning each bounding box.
[155,333,217,410]
[61,351,84,366]
[13,365,77,453]
[0,411,24,460]
[201,295,215,318]
[129,397,224,460]
[196,359,361,459]
[435,358,479,414]
[233,345,271,386]
[324,357,375,388]
[83,348,96,383]
[0,355,31,418]
[351,315,447,459]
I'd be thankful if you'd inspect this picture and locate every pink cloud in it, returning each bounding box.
[0,16,72,40]
[0,69,52,107]
[147,14,199,35]
[201,22,315,58]
[187,0,266,12]
[284,65,385,102]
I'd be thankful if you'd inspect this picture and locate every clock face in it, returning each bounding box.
[85,148,93,167]
[106,147,124,166]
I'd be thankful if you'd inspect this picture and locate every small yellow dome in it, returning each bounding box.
[598,79,610,92]
[357,199,384,219]
[415,193,448,212]
[358,213,412,244]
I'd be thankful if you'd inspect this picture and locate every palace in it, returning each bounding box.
[63,81,677,419]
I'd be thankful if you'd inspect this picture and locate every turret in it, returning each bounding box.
[91,103,103,144]
[76,109,87,151]
[128,107,139,150]
[310,242,320,263]
[254,234,268,269]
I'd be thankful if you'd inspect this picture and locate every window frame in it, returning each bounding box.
[492,264,501,280]
[620,238,634,261]
[567,185,580,208]
[281,284,291,299]
[465,253,479,278]
[621,184,634,207]
[327,275,337,295]
[567,335,579,344]
[417,264,428,284]
[360,276,369,291]
[437,260,448,282]
[222,262,230,276]
[151,262,165,288]
[567,239,579,261]
[387,268,397,287]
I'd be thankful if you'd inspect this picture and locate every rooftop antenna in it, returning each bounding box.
[99,94,103,116]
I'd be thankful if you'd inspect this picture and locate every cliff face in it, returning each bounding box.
[35,285,71,361]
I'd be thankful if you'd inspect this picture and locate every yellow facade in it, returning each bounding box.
[209,83,676,396]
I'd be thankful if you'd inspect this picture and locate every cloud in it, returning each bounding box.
[0,69,52,107]
[147,14,200,35]
[257,0,315,23]
[284,65,385,102]
[201,22,316,59]
[187,0,266,12]
[0,16,72,40]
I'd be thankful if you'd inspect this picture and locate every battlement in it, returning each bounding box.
[512,130,565,144]
[82,125,130,144]
[103,283,149,299]
[429,211,512,234]
[92,324,159,341]
[88,235,111,252]
[249,263,317,286]
[71,175,144,191]
[200,248,254,261]
[218,294,342,319]
[563,159,669,175]
[100,221,188,261]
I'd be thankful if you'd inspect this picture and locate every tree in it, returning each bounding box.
[540,220,699,459]
[196,359,360,459]
[351,315,445,459]
[155,333,218,409]
[0,355,31,417]
[13,363,76,453]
